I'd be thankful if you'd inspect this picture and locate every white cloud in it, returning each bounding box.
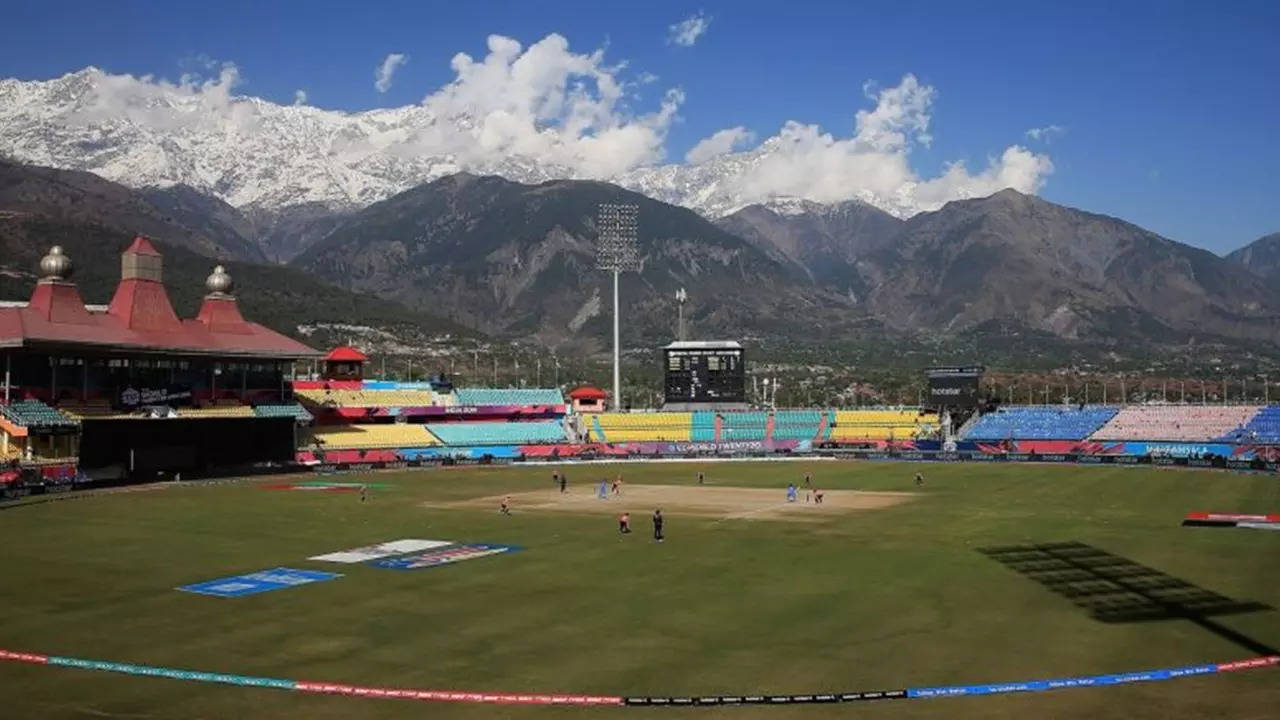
[637,71,659,84]
[9,40,1051,217]
[668,12,712,47]
[293,89,307,105]
[374,53,409,93]
[1026,124,1065,142]
[686,126,754,164]
[659,73,1053,216]
[408,33,683,177]
[66,62,254,133]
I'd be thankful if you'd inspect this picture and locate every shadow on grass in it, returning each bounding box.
[979,541,1277,655]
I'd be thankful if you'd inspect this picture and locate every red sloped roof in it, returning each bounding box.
[568,386,607,400]
[0,240,319,359]
[125,235,161,256]
[324,345,369,363]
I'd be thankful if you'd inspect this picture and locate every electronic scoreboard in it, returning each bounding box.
[663,341,745,404]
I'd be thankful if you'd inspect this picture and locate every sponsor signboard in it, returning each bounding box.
[178,568,341,598]
[310,539,453,564]
[371,543,521,570]
[117,384,193,409]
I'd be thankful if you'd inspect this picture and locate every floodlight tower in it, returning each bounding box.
[596,202,640,411]
[675,287,688,341]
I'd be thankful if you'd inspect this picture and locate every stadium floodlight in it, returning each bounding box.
[675,287,687,341]
[596,203,640,411]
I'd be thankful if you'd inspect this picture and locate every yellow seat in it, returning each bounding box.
[310,424,441,449]
[295,388,439,408]
[830,410,936,441]
[587,413,693,442]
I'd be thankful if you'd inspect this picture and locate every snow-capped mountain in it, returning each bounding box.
[0,67,1043,220]
[0,68,574,212]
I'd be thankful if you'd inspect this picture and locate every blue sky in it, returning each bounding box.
[3,0,1278,252]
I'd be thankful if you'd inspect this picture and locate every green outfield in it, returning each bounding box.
[1,461,1277,719]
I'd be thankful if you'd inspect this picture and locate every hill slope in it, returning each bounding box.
[0,158,264,261]
[860,190,1280,344]
[715,200,903,290]
[293,174,857,346]
[0,161,473,346]
[1226,232,1280,282]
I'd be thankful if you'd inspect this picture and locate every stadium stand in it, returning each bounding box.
[294,387,439,408]
[1090,405,1262,442]
[771,410,824,441]
[1229,405,1280,443]
[828,409,935,442]
[453,388,564,406]
[253,403,314,422]
[589,413,693,442]
[178,405,255,419]
[1,399,78,429]
[310,424,440,449]
[964,406,1119,441]
[424,421,566,446]
[719,411,768,441]
[691,412,717,442]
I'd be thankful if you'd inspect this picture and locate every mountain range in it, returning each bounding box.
[1,66,1279,358]
[0,67,972,224]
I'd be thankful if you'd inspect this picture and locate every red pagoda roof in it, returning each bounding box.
[324,345,369,363]
[568,386,607,400]
[0,239,319,359]
[124,235,161,256]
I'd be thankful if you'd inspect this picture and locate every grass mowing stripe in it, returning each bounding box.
[4,648,1274,707]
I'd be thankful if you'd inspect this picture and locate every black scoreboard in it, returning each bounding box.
[663,341,746,404]
[925,366,985,408]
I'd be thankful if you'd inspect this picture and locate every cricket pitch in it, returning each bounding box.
[430,484,916,521]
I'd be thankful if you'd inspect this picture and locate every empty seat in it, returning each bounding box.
[2,400,78,429]
[772,410,824,441]
[311,424,439,449]
[691,411,717,442]
[720,411,768,441]
[1090,406,1263,442]
[453,388,564,406]
[425,421,566,446]
[829,410,935,441]
[588,412,693,442]
[964,406,1118,441]
[1231,405,1280,443]
[254,403,314,421]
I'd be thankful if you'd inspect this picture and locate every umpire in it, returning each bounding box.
[652,509,664,542]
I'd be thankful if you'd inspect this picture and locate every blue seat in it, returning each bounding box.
[964,406,1118,441]
[426,421,566,446]
[453,388,564,406]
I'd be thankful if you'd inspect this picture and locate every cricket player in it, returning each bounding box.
[786,483,798,503]
[559,472,568,494]
[598,479,609,499]
[619,512,631,534]
[915,472,925,488]
[612,474,623,496]
[697,470,705,485]
[652,509,664,542]
[501,495,511,515]
[360,484,368,503]
[813,488,825,504]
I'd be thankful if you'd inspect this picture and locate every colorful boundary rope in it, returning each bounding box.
[1,649,1275,707]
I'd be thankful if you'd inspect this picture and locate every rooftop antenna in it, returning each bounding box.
[596,202,640,411]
